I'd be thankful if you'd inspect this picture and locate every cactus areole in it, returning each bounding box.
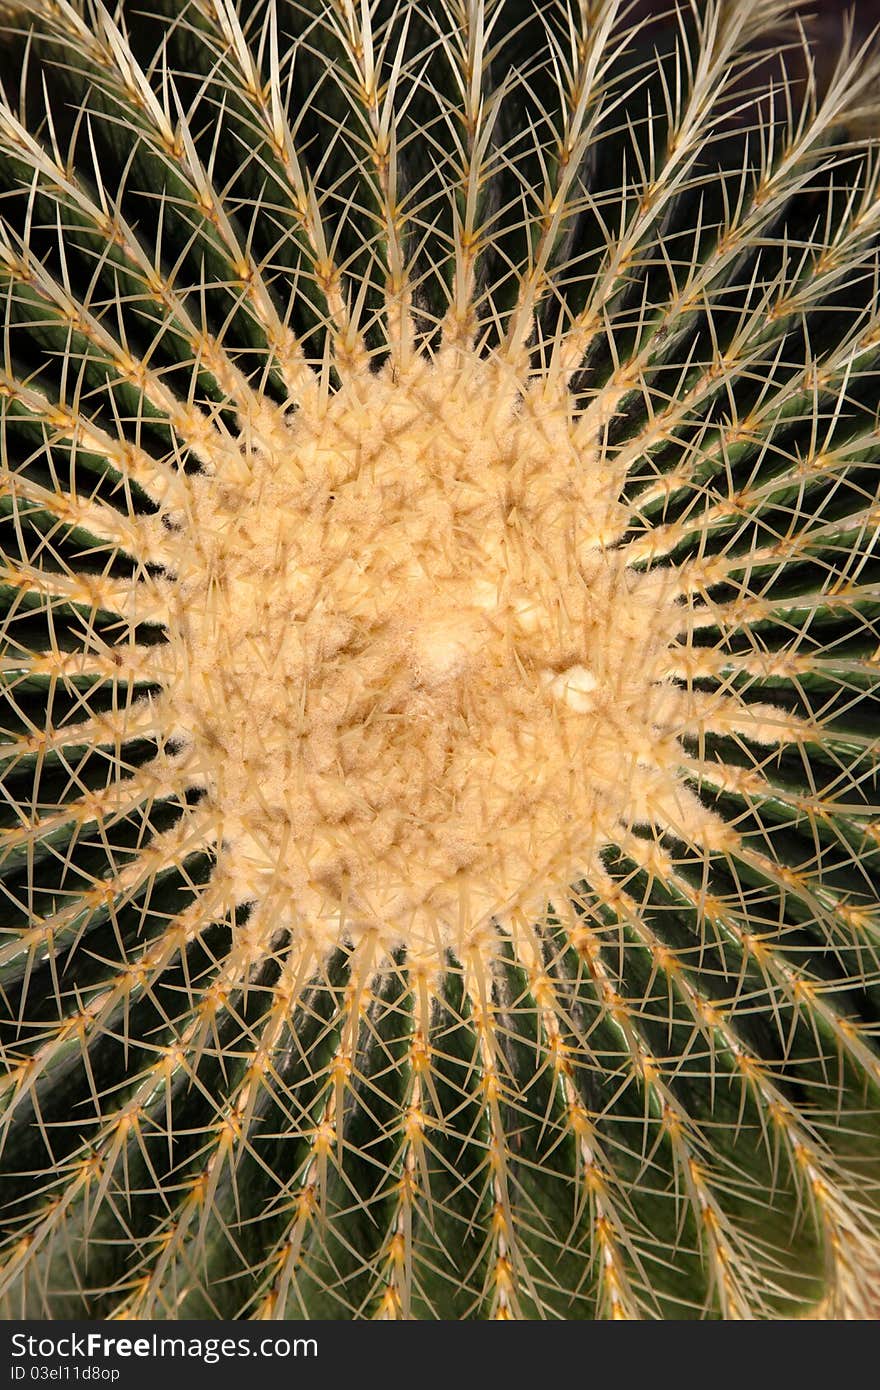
[1,0,879,1321]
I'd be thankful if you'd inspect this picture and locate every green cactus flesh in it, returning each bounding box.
[1,0,880,1320]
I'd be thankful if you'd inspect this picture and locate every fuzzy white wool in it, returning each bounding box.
[158,350,719,958]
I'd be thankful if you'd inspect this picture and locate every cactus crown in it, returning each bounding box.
[1,0,880,1319]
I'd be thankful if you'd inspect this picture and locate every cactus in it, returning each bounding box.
[1,0,880,1321]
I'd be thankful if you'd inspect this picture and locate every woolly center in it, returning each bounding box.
[163,352,688,958]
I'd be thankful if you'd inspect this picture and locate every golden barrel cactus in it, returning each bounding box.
[1,0,880,1319]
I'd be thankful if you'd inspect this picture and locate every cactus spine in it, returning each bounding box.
[1,0,880,1319]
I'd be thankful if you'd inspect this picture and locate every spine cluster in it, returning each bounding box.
[0,0,879,1319]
